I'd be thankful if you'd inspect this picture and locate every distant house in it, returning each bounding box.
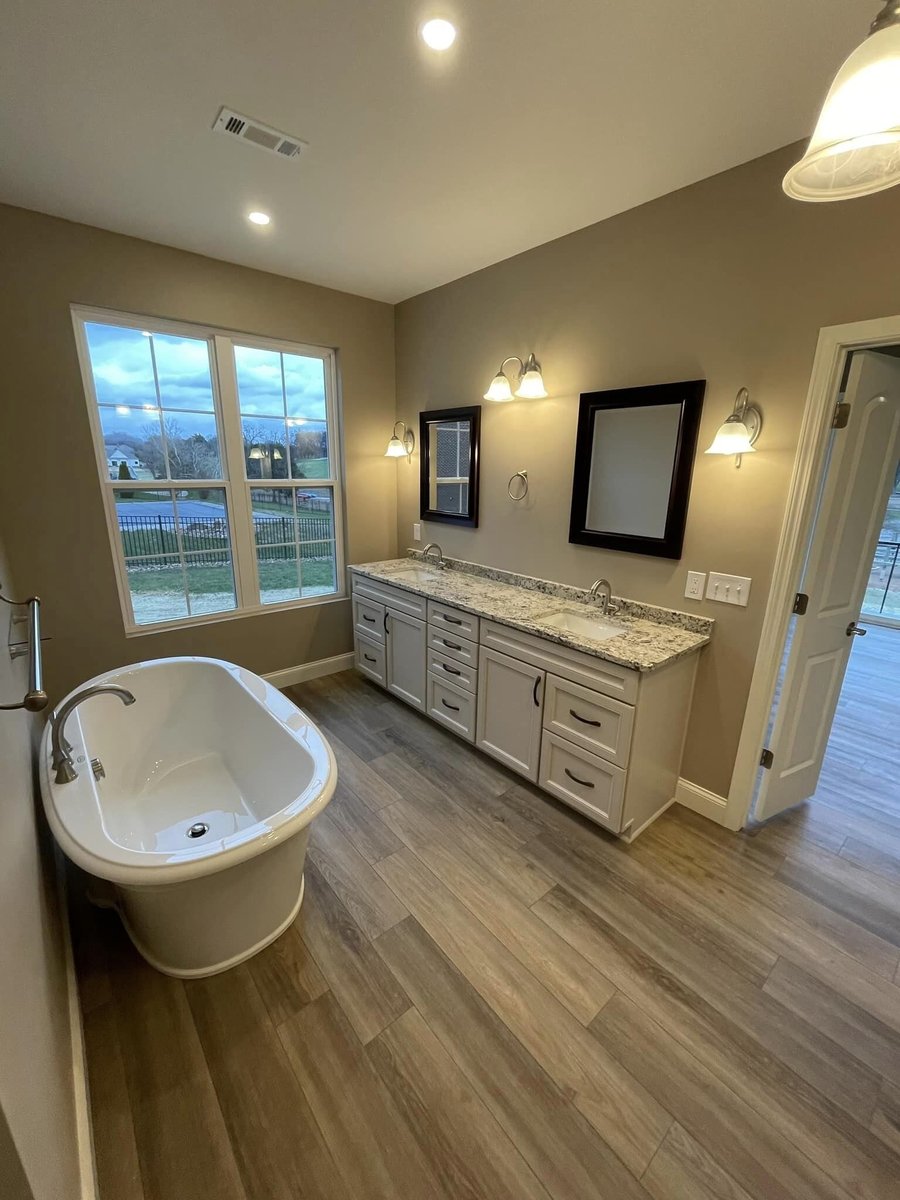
[106,445,142,478]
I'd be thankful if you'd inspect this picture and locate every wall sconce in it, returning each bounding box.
[385,421,415,459]
[483,354,548,402]
[705,388,763,468]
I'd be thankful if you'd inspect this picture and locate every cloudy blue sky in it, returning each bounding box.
[85,322,328,442]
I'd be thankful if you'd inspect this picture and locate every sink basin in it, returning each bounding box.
[536,610,624,642]
[391,567,443,584]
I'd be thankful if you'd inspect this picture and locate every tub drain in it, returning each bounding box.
[186,822,210,839]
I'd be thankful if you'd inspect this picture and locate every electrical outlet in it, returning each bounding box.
[706,572,751,607]
[412,522,422,542]
[684,571,706,600]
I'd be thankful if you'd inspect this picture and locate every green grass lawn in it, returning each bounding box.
[127,558,336,595]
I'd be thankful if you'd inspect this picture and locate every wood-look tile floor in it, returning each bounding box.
[74,652,900,1200]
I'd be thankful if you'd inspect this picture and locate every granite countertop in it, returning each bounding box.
[349,555,713,673]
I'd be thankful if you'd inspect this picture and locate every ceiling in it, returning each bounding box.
[0,0,869,302]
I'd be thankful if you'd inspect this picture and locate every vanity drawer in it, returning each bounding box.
[354,634,386,685]
[428,601,479,642]
[427,626,478,667]
[428,648,477,694]
[353,595,385,643]
[427,674,475,742]
[539,730,626,832]
[543,674,634,767]
[352,575,427,620]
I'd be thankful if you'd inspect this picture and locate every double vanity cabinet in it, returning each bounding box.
[350,565,706,841]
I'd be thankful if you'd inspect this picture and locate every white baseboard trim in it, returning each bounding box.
[57,858,98,1200]
[264,652,355,689]
[674,777,730,825]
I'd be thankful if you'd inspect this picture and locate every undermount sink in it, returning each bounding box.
[536,609,625,642]
[391,567,443,584]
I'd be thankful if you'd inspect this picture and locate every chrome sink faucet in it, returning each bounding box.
[589,578,619,616]
[422,542,445,569]
[50,684,136,785]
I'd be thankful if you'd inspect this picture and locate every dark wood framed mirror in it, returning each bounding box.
[568,380,705,559]
[419,405,481,528]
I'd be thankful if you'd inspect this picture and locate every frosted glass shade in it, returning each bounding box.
[784,23,900,200]
[484,373,515,402]
[515,369,548,399]
[705,416,756,456]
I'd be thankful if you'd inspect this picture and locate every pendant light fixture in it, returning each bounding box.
[384,421,415,459]
[784,2,900,201]
[483,354,548,401]
[705,388,763,468]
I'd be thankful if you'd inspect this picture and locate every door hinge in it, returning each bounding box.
[832,401,851,429]
[793,592,809,615]
[760,748,774,769]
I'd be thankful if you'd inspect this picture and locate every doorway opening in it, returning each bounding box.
[751,347,900,827]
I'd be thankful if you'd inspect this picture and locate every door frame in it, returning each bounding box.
[729,313,900,829]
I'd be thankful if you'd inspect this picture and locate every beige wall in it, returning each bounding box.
[395,142,900,797]
[0,538,80,1200]
[0,204,397,701]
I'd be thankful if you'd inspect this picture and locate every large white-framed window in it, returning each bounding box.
[72,306,346,634]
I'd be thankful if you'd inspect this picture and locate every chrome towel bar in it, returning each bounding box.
[2,592,48,712]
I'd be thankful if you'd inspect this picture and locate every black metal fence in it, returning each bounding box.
[120,514,333,563]
[863,539,900,618]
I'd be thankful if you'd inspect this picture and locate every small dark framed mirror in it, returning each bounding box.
[569,380,705,559]
[420,406,481,528]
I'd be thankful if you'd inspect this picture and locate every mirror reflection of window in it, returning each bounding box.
[430,420,471,514]
[419,406,481,528]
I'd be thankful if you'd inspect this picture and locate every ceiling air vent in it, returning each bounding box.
[212,107,307,160]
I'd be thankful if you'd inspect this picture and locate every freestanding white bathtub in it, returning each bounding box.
[39,657,336,977]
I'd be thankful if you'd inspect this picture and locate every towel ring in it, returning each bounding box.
[507,470,528,501]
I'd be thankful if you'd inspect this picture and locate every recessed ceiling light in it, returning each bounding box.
[421,18,457,51]
[248,210,271,226]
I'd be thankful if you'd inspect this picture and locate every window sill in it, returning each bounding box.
[123,590,348,637]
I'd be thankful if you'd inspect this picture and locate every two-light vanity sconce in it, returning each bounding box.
[483,353,548,401]
[383,351,548,458]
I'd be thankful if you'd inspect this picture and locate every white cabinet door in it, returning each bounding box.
[385,608,426,711]
[476,646,544,781]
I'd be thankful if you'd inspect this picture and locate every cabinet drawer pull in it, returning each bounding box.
[441,638,462,650]
[363,654,377,664]
[442,663,461,675]
[384,612,390,633]
[564,766,595,789]
[443,615,463,625]
[569,708,602,727]
[533,676,542,707]
[441,698,460,712]
[362,613,375,623]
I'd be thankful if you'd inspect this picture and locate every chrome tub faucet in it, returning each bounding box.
[50,684,136,785]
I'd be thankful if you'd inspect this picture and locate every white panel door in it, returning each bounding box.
[476,646,544,780]
[756,351,900,820]
[385,608,426,711]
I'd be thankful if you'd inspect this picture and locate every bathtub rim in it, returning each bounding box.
[39,656,336,886]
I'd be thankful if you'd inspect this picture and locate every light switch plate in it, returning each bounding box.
[412,522,422,541]
[706,572,751,606]
[684,571,706,600]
